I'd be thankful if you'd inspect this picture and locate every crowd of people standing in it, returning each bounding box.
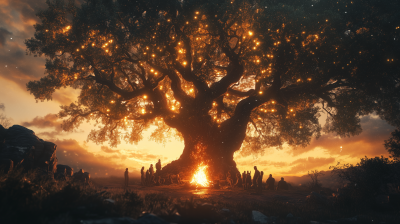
[227,166,289,192]
[124,160,289,191]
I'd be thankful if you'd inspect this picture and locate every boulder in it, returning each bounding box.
[80,217,138,224]
[136,213,169,224]
[0,158,13,173]
[73,169,90,182]
[252,210,268,224]
[0,125,57,173]
[0,124,6,144]
[57,164,74,176]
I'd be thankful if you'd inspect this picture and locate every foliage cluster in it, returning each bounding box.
[0,169,109,223]
[25,0,400,166]
[331,156,400,207]
[385,129,400,160]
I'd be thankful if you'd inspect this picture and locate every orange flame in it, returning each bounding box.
[190,164,210,187]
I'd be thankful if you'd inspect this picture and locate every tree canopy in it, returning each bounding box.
[26,0,400,168]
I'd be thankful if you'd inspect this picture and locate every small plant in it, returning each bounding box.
[308,170,324,191]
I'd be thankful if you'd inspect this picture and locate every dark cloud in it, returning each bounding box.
[54,139,139,177]
[21,113,63,131]
[0,27,12,47]
[0,0,77,106]
[289,115,395,158]
[0,103,4,111]
[282,157,335,174]
[9,0,48,23]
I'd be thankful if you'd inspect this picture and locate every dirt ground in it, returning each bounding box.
[96,179,311,206]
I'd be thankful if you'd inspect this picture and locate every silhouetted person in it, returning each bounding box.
[277,177,288,191]
[266,174,275,190]
[242,171,247,190]
[155,176,161,186]
[226,171,233,186]
[168,174,173,184]
[258,171,264,193]
[146,169,150,185]
[176,174,182,184]
[140,166,145,186]
[246,171,252,189]
[124,168,129,187]
[156,159,161,174]
[253,166,260,188]
[149,164,154,183]
[235,173,243,187]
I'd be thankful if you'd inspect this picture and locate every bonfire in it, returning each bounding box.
[190,164,210,187]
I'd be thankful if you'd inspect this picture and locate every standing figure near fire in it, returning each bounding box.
[226,171,233,186]
[246,171,252,189]
[155,176,161,186]
[258,171,264,193]
[176,174,182,184]
[253,166,260,189]
[242,171,247,190]
[145,169,150,185]
[149,164,154,183]
[124,168,129,188]
[277,177,289,190]
[235,173,243,187]
[140,166,145,186]
[155,159,161,175]
[266,174,275,190]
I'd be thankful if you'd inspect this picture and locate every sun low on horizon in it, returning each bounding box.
[0,0,396,180]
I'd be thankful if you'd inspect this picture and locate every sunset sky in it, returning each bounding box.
[0,0,395,179]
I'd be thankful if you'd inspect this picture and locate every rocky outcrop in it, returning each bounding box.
[0,124,57,173]
[73,169,91,182]
[55,164,74,180]
[57,164,74,176]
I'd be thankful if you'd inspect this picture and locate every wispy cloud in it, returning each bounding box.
[54,139,138,177]
[21,113,63,131]
[101,146,120,154]
[0,103,4,111]
[281,157,336,174]
[289,115,394,158]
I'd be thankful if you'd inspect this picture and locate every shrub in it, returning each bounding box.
[330,156,399,206]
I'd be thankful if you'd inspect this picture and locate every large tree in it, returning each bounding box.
[26,0,400,176]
